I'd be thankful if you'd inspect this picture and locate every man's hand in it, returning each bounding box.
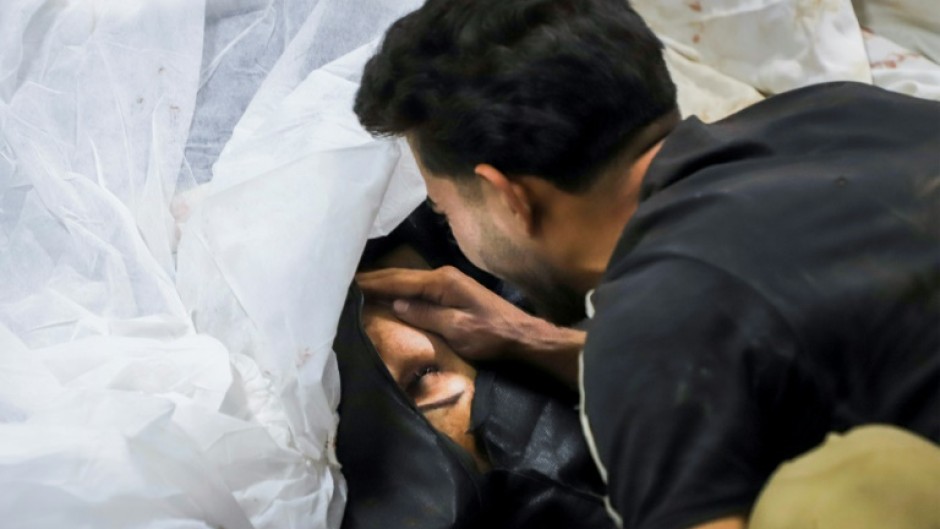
[356,266,585,386]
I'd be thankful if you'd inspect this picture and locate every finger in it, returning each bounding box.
[356,268,440,300]
[354,268,415,290]
[358,266,474,307]
[355,267,411,281]
[392,298,464,337]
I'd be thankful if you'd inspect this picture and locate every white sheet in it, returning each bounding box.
[1,1,422,528]
[634,0,873,95]
[1,0,938,528]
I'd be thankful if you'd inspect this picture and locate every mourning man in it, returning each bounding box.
[354,0,940,528]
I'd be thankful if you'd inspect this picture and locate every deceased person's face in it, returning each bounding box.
[362,303,488,471]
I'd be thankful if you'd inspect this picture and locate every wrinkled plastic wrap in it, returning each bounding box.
[175,38,426,527]
[1,0,939,528]
[1,1,423,528]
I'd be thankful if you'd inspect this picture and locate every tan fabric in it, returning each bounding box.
[633,0,872,95]
[749,425,940,529]
[664,47,765,123]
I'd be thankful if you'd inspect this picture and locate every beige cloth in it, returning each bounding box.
[664,46,765,122]
[637,0,940,110]
[750,425,940,529]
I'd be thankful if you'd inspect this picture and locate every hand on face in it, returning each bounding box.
[361,302,489,471]
[357,266,553,363]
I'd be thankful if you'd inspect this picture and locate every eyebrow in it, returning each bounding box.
[417,391,464,413]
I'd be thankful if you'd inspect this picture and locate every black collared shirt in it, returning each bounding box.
[581,82,940,529]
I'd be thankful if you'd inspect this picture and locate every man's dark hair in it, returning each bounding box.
[355,0,677,193]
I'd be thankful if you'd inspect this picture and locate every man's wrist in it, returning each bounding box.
[512,316,585,359]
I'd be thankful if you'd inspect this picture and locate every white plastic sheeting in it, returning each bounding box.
[1,0,423,528]
[1,0,939,528]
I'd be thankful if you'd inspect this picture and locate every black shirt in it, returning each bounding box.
[581,82,940,529]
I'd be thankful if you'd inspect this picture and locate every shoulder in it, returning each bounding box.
[584,255,810,417]
[587,256,800,366]
[580,257,822,529]
[728,81,939,121]
[718,82,940,146]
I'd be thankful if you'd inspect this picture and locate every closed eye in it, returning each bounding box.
[417,391,464,413]
[405,364,440,397]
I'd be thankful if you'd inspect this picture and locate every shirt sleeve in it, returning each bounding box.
[581,257,830,529]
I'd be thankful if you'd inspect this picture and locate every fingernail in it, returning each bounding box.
[393,299,409,313]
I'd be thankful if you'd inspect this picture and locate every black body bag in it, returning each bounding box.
[334,286,486,529]
[335,203,614,528]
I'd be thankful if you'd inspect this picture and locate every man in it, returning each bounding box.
[354,0,940,528]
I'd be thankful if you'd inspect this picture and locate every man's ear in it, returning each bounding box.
[474,164,537,236]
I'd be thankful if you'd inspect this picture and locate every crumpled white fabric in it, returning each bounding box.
[852,0,940,65]
[1,0,422,528]
[1,0,939,528]
[665,47,765,122]
[862,29,940,101]
[634,0,873,95]
[175,36,426,526]
[638,0,940,124]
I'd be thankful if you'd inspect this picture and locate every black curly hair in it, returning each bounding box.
[355,0,677,193]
